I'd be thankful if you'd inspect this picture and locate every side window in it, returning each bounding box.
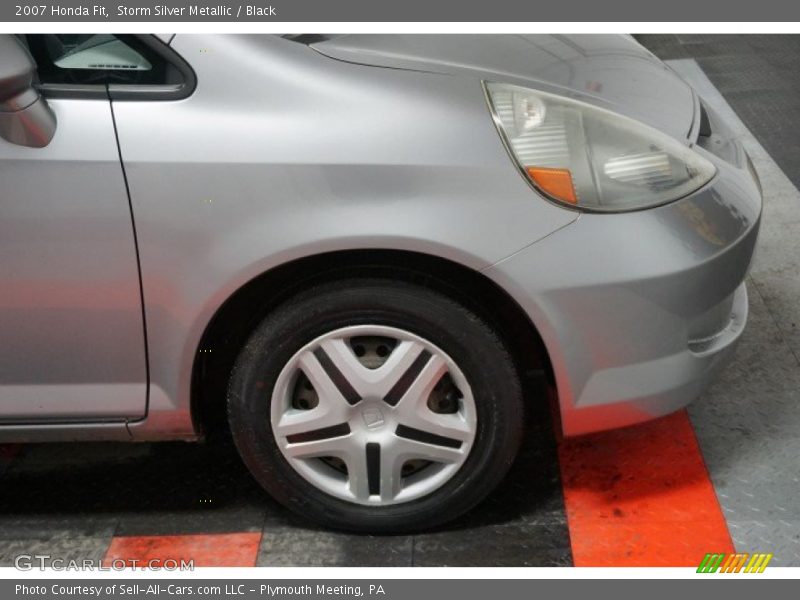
[25,34,186,90]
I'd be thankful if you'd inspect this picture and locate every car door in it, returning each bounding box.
[0,34,152,422]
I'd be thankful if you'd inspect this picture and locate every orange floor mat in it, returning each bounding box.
[104,532,262,567]
[559,410,734,566]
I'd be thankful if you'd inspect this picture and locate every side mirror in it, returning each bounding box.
[0,35,56,148]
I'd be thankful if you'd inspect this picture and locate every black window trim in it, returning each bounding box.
[32,34,196,102]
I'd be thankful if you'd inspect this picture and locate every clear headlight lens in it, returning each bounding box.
[485,82,716,212]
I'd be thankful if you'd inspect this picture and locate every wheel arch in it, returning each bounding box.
[191,249,556,438]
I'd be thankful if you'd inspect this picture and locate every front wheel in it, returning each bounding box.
[227,279,524,533]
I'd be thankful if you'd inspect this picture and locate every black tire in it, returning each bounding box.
[227,278,524,533]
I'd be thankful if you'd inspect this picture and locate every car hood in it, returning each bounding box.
[311,34,696,143]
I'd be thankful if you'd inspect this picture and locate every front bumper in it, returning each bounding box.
[485,141,762,436]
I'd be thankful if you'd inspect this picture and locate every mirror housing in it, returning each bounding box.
[0,35,56,148]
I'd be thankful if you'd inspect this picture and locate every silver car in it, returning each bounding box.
[0,34,761,532]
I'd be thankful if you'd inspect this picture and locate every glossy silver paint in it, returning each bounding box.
[0,98,147,424]
[312,34,697,142]
[0,34,761,442]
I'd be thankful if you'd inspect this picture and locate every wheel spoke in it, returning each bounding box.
[274,405,349,439]
[392,433,465,464]
[376,340,430,401]
[396,431,463,467]
[391,352,446,408]
[283,432,354,460]
[399,408,472,444]
[274,352,352,439]
[378,441,405,502]
[317,338,370,400]
[392,354,472,442]
[346,445,371,501]
[297,349,359,407]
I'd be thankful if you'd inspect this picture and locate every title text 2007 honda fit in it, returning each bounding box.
[0,34,761,532]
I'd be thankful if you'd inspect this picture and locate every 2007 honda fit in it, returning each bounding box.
[0,34,761,532]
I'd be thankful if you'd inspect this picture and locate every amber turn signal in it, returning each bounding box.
[526,167,578,205]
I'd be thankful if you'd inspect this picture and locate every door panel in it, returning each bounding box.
[0,98,147,421]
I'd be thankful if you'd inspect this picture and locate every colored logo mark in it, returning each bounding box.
[697,552,773,573]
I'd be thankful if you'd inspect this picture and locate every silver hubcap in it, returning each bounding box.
[271,325,477,506]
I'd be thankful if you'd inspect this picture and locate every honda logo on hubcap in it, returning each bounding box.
[361,406,385,429]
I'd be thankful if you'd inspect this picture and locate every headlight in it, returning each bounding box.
[485,82,716,212]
